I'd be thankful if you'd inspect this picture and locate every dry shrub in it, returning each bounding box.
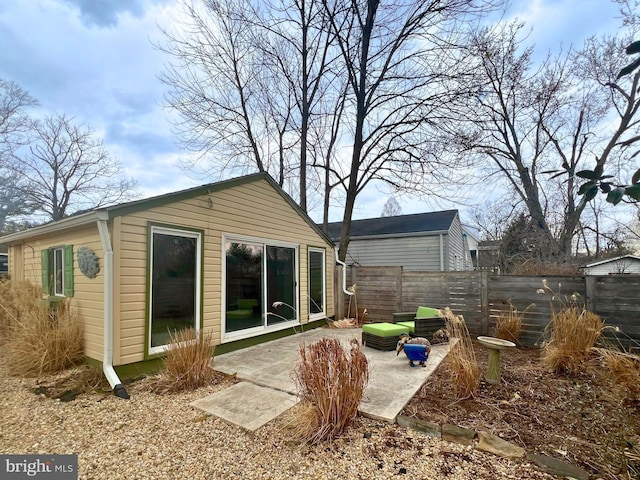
[598,349,640,399]
[493,302,532,345]
[292,337,369,443]
[154,328,216,393]
[511,261,581,275]
[328,318,357,328]
[5,297,84,376]
[0,280,43,341]
[34,364,110,399]
[443,307,479,399]
[542,307,604,374]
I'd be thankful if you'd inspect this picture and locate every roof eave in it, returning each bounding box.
[331,229,451,242]
[582,255,640,268]
[0,210,108,244]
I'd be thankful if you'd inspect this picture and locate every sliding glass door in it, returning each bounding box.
[266,246,296,325]
[224,237,298,336]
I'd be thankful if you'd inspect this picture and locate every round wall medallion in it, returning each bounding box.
[77,247,100,279]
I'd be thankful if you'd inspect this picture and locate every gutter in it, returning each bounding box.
[96,215,129,399]
[335,247,354,296]
[0,211,104,244]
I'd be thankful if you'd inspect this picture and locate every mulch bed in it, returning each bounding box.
[402,341,640,480]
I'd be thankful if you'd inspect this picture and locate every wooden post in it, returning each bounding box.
[480,271,489,335]
[396,266,403,313]
[486,348,501,385]
[585,275,596,312]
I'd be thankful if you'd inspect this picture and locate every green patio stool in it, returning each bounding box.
[396,321,415,333]
[362,322,406,351]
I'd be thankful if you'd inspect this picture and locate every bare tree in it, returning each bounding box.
[159,0,342,212]
[381,196,402,217]
[471,198,520,241]
[0,78,37,164]
[252,0,341,212]
[159,0,269,177]
[0,173,34,233]
[322,0,496,261]
[446,18,639,261]
[0,79,38,233]
[12,114,138,221]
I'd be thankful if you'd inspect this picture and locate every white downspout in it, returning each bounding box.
[97,217,129,399]
[335,247,354,296]
[439,234,445,271]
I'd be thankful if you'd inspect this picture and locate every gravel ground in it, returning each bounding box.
[0,363,556,480]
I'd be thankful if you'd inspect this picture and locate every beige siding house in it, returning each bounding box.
[1,173,335,397]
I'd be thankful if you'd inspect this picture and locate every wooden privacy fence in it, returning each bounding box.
[334,266,640,348]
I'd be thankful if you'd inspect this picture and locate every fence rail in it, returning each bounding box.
[335,266,640,348]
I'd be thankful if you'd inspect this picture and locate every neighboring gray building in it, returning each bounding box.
[325,210,473,271]
[581,255,640,275]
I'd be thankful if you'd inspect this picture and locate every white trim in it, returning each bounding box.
[148,226,202,356]
[1,210,108,243]
[223,232,299,250]
[582,255,640,268]
[221,233,300,342]
[308,247,326,321]
[222,320,299,343]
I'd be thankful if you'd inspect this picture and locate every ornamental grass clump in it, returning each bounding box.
[443,307,479,400]
[598,349,640,399]
[542,307,604,374]
[538,280,604,375]
[292,337,369,444]
[5,295,84,376]
[154,328,216,393]
[0,280,43,342]
[494,301,531,345]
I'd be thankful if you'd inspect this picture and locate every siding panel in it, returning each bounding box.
[346,236,441,272]
[115,178,334,364]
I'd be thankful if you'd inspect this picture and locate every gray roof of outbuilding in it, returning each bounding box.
[325,210,459,240]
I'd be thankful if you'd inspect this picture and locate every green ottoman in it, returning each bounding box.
[396,321,415,333]
[415,306,445,338]
[362,322,406,350]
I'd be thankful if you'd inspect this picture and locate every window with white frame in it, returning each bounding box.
[224,235,298,335]
[308,248,326,319]
[41,245,74,297]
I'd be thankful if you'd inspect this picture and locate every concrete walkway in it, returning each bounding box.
[191,327,450,431]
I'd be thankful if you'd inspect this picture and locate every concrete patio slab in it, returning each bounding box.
[190,381,298,431]
[194,327,450,430]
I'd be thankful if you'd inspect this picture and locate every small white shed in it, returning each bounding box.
[581,255,640,275]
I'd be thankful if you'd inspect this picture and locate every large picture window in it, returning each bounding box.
[308,248,326,319]
[148,226,201,355]
[224,236,298,336]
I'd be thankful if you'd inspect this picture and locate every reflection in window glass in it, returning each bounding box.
[266,246,296,325]
[309,250,325,315]
[150,231,198,349]
[54,247,64,296]
[225,242,263,332]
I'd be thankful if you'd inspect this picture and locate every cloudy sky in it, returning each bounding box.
[0,0,624,223]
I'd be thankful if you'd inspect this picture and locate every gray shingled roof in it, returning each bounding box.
[324,210,459,240]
